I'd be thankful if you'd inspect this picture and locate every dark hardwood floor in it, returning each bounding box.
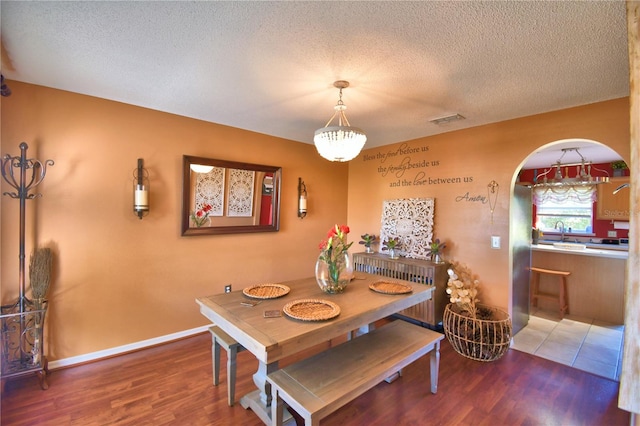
[1,324,630,426]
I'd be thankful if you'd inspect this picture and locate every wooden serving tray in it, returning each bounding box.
[242,283,290,299]
[283,299,340,321]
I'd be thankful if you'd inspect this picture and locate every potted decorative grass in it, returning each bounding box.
[30,247,53,308]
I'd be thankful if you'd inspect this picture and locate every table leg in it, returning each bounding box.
[240,360,294,425]
[349,323,376,340]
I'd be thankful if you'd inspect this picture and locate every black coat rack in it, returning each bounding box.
[1,142,54,389]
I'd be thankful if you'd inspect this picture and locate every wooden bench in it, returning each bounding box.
[267,320,444,426]
[209,326,246,406]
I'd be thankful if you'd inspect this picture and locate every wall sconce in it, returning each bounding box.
[133,158,149,219]
[298,177,307,219]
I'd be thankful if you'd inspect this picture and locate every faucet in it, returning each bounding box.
[555,221,566,242]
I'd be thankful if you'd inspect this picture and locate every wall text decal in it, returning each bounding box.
[455,192,488,204]
[363,142,474,188]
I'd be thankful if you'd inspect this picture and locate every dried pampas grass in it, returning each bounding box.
[29,247,52,300]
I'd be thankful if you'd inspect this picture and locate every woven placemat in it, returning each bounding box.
[242,283,290,299]
[283,299,340,321]
[369,281,413,295]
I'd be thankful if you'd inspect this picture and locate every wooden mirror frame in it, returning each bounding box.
[181,155,281,236]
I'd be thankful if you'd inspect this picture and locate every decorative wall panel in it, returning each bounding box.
[380,198,434,259]
[195,167,225,216]
[227,169,255,217]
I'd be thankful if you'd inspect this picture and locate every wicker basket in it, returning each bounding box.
[443,303,512,362]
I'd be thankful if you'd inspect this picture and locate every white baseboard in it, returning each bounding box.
[48,325,211,370]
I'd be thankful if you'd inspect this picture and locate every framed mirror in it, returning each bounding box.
[181,155,281,236]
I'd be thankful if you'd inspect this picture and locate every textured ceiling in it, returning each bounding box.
[0,1,630,167]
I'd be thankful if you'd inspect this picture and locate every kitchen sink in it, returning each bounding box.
[553,242,587,251]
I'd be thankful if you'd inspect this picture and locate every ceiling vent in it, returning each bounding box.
[429,113,465,125]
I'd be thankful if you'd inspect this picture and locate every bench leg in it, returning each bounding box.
[227,345,238,406]
[384,370,402,383]
[271,387,284,426]
[430,341,440,394]
[213,339,221,386]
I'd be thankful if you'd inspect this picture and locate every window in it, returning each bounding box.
[536,199,593,234]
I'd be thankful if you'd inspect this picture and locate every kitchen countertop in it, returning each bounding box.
[532,243,628,260]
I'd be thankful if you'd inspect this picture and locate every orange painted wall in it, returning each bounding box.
[347,98,630,311]
[1,82,630,362]
[1,82,349,360]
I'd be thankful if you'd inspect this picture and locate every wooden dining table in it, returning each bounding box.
[196,273,434,425]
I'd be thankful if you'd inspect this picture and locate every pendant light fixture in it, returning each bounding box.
[532,147,609,205]
[314,80,367,162]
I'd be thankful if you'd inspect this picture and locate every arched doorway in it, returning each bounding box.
[510,138,627,382]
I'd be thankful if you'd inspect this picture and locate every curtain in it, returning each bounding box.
[532,184,597,205]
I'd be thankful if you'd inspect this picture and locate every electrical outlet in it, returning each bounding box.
[607,231,617,238]
[225,284,232,293]
[491,236,501,249]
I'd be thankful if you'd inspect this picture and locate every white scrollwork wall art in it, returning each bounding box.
[227,169,255,217]
[380,198,434,259]
[195,167,225,216]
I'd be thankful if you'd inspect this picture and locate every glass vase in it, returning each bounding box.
[315,251,353,294]
[387,248,399,259]
[365,246,374,253]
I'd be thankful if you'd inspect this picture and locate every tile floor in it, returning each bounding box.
[511,309,625,381]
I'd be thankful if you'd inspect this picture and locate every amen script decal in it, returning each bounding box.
[455,192,488,204]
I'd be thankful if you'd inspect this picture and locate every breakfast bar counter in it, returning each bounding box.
[532,242,629,260]
[531,248,626,324]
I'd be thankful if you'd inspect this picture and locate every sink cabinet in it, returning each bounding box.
[352,252,449,328]
[597,176,630,220]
